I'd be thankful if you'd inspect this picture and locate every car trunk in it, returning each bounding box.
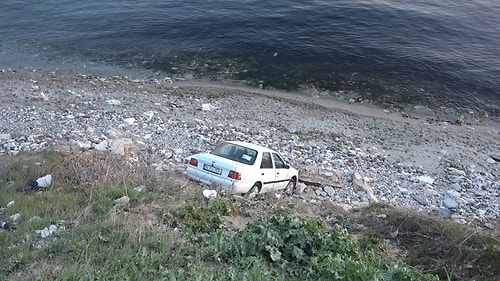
[191,153,242,180]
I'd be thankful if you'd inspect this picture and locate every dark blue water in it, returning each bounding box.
[1,0,499,114]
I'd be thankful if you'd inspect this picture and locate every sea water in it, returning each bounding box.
[1,0,499,113]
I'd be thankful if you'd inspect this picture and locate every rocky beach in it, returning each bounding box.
[1,68,499,227]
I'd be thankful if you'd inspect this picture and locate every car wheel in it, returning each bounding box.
[285,178,297,195]
[245,182,261,198]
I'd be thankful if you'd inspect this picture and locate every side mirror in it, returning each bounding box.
[284,164,290,169]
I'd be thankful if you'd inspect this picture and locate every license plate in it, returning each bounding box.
[203,164,222,175]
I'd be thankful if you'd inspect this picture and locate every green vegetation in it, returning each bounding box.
[0,151,498,280]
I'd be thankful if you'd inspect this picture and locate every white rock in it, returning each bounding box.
[109,138,135,155]
[143,111,154,122]
[94,140,108,151]
[106,99,121,105]
[71,140,93,150]
[417,175,434,185]
[201,103,213,111]
[123,117,136,125]
[113,196,130,205]
[0,133,12,140]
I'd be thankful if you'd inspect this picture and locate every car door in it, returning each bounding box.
[271,153,290,190]
[258,152,276,192]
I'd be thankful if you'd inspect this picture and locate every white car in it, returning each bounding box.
[185,141,299,195]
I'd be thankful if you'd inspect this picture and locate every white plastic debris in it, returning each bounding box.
[9,213,21,222]
[36,174,52,188]
[203,189,217,199]
[6,201,14,208]
[36,224,60,238]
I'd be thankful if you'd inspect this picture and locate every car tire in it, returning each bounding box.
[285,178,297,195]
[245,182,261,198]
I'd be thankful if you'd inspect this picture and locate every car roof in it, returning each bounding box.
[225,141,276,153]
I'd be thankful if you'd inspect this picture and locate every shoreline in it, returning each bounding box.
[1,67,499,226]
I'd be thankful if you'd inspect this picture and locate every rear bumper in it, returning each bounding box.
[185,166,235,190]
[185,166,256,194]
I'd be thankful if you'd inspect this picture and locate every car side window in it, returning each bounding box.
[260,152,273,169]
[272,153,285,169]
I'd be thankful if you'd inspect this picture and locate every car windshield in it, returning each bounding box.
[211,142,258,165]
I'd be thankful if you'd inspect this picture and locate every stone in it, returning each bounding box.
[324,186,335,197]
[113,196,130,205]
[94,140,108,151]
[417,175,434,185]
[143,111,154,122]
[315,189,327,197]
[71,140,92,150]
[434,207,452,218]
[123,117,136,125]
[109,138,135,155]
[489,155,500,162]
[201,103,213,111]
[446,190,461,198]
[412,194,428,206]
[0,133,12,140]
[443,197,459,209]
[106,99,121,105]
[450,183,462,191]
[448,167,466,176]
[105,128,122,139]
[284,124,297,134]
[295,182,307,194]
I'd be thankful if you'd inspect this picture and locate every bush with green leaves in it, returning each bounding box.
[165,199,236,234]
[210,211,439,281]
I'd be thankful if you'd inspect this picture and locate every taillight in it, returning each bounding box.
[189,158,198,166]
[228,170,242,180]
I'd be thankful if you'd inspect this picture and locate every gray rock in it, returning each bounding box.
[113,196,130,206]
[284,124,297,134]
[443,197,459,209]
[450,182,462,191]
[109,138,135,155]
[294,182,307,194]
[412,194,429,206]
[446,190,461,198]
[324,186,335,197]
[448,167,466,176]
[434,207,452,218]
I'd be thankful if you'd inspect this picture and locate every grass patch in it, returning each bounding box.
[353,204,500,281]
[1,151,498,280]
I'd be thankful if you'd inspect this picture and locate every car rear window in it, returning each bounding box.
[211,142,258,165]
